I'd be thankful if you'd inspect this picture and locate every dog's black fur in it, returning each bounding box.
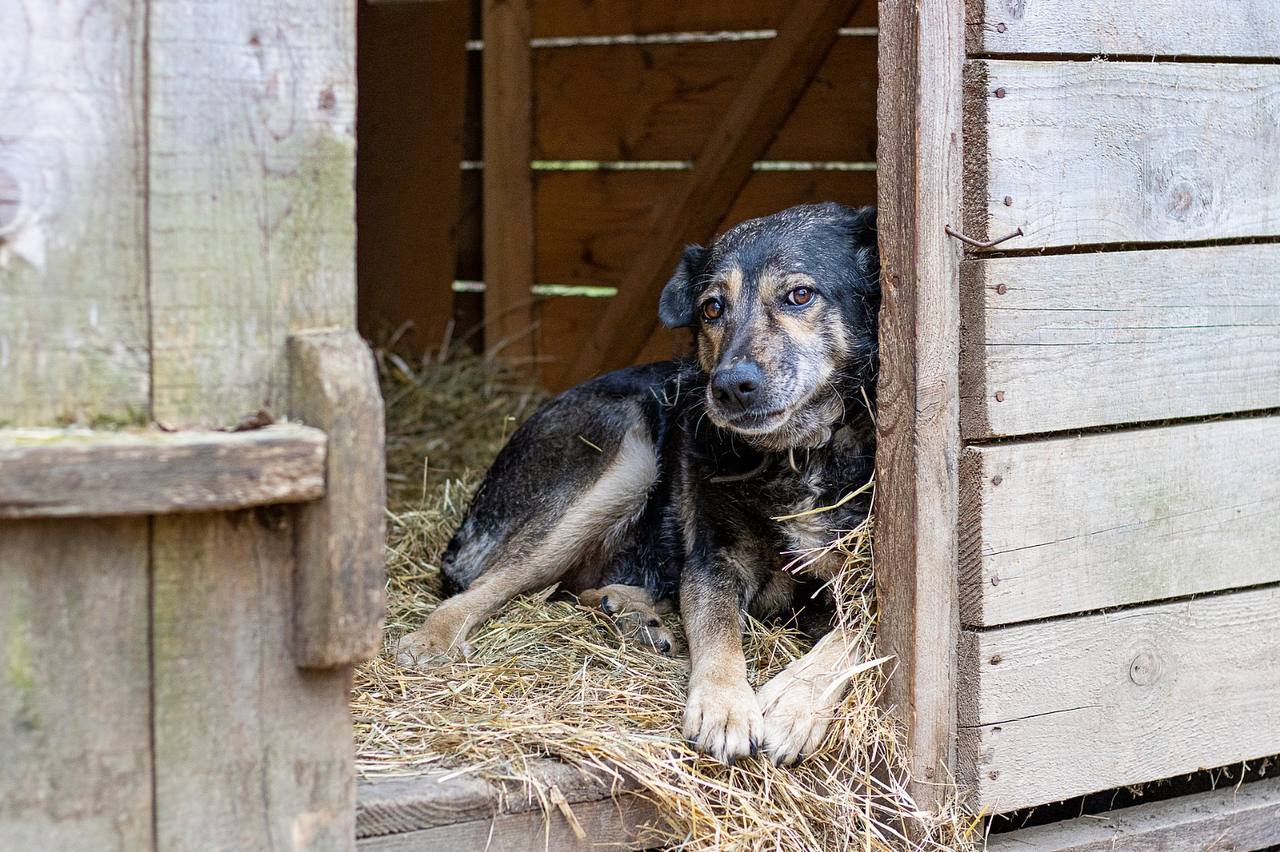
[397,202,879,764]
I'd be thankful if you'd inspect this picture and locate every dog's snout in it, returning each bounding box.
[711,362,764,412]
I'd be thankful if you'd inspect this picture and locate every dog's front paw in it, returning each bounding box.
[756,666,836,765]
[683,675,762,763]
[393,619,471,669]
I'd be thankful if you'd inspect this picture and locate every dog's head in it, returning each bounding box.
[659,202,879,451]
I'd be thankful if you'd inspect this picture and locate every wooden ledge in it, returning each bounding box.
[0,424,326,518]
[356,761,662,851]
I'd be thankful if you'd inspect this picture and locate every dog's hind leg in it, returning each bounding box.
[395,426,657,667]
[578,585,676,655]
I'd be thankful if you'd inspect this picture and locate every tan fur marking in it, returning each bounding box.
[396,426,657,667]
[757,627,862,764]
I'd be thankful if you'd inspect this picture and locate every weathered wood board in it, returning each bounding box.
[960,417,1280,627]
[958,585,1280,813]
[153,512,355,851]
[0,425,326,519]
[960,244,1280,438]
[0,0,150,426]
[964,61,1280,249]
[0,518,153,851]
[986,776,1280,852]
[148,0,356,428]
[533,35,878,162]
[874,0,964,810]
[968,0,1280,59]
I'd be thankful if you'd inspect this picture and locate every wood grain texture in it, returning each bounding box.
[357,761,645,836]
[530,0,877,38]
[986,776,1280,852]
[0,518,153,851]
[483,0,536,366]
[873,0,965,814]
[356,0,468,352]
[0,0,150,426]
[153,511,356,851]
[534,296,690,390]
[964,61,1280,249]
[968,0,1280,58]
[533,35,877,162]
[567,0,868,381]
[959,244,1280,438]
[959,417,1280,627]
[0,425,326,519]
[288,331,386,669]
[148,0,357,428]
[958,586,1280,813]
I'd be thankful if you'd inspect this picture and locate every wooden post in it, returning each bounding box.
[482,0,536,367]
[566,0,865,383]
[874,0,964,816]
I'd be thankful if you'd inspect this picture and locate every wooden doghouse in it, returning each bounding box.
[6,0,1280,850]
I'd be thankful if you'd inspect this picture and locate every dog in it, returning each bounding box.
[396,202,879,765]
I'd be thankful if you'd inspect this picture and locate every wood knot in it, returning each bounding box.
[1129,651,1162,686]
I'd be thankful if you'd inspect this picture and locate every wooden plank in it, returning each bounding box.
[153,512,356,851]
[0,518,153,851]
[986,776,1280,852]
[534,296,689,390]
[0,425,326,519]
[960,244,1280,438]
[874,0,964,815]
[356,0,468,353]
[288,331,386,669]
[148,0,357,428]
[964,60,1280,250]
[0,0,149,426]
[566,0,869,380]
[456,168,878,304]
[533,35,878,162]
[968,0,1280,59]
[530,0,876,38]
[959,417,1280,627]
[958,586,1280,813]
[482,0,536,366]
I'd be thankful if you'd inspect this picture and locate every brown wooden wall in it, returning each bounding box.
[357,0,879,389]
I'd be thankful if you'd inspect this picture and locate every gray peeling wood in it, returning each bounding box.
[965,60,1280,249]
[960,416,1280,626]
[960,243,1280,438]
[0,425,327,519]
[968,0,1280,58]
[958,585,1280,813]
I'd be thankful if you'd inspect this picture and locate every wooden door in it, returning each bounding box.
[1,2,381,850]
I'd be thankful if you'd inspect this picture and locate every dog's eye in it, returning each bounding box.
[786,287,814,306]
[701,297,724,321]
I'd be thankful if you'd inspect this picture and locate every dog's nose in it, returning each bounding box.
[711,362,763,413]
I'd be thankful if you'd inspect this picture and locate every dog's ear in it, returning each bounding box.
[658,244,707,329]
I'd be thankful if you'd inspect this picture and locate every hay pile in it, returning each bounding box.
[354,350,977,851]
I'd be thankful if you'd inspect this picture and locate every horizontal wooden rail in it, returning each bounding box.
[986,776,1280,851]
[0,424,326,519]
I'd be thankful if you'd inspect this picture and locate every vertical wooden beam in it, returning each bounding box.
[482,0,535,366]
[874,0,964,816]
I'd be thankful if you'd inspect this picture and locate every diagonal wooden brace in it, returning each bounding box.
[288,330,387,669]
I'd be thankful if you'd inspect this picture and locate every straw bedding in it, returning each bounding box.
[353,351,977,851]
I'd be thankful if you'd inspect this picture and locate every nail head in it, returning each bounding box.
[994,391,1006,402]
[996,22,1007,33]
[994,87,1006,98]
[1003,195,1014,206]
[996,284,1008,295]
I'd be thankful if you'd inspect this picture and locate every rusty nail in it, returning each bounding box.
[991,474,1003,486]
[994,87,1006,98]
[994,391,1005,402]
[990,654,1003,665]
[1003,195,1014,207]
[990,575,1000,586]
[996,22,1007,33]
[995,283,1008,295]
[945,224,1024,250]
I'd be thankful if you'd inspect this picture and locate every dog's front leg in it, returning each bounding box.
[756,626,861,764]
[680,565,762,763]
